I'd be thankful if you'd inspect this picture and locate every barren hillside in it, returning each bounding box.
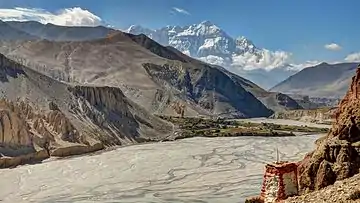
[0,53,173,168]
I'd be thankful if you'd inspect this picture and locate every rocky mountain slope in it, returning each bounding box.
[0,53,173,168]
[295,66,360,195]
[0,31,302,118]
[271,62,358,98]
[126,21,296,89]
[6,21,115,41]
[223,70,303,112]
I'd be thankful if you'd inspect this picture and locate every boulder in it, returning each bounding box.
[314,160,335,190]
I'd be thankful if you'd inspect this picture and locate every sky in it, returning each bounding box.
[0,0,359,66]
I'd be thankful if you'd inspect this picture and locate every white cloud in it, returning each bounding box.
[345,52,360,62]
[0,7,103,26]
[172,7,191,15]
[199,55,227,66]
[198,50,324,72]
[231,49,291,71]
[324,43,342,51]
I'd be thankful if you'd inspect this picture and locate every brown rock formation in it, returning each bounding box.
[297,65,360,194]
[0,100,32,147]
[0,99,100,167]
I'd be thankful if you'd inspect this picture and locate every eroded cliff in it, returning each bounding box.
[0,54,173,168]
[297,66,360,194]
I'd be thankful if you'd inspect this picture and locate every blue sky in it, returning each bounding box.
[0,0,360,64]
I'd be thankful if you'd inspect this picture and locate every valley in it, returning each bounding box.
[0,10,357,203]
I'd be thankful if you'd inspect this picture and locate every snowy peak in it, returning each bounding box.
[125,21,297,89]
[236,36,255,49]
[125,21,261,60]
[235,36,257,54]
[125,21,294,89]
[192,20,223,36]
[126,21,260,59]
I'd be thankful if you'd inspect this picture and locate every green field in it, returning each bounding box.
[158,116,329,140]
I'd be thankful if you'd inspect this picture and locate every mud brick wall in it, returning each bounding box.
[260,162,298,203]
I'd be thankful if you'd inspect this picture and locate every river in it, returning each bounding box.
[0,133,322,203]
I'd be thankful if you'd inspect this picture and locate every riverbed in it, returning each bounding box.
[0,134,322,203]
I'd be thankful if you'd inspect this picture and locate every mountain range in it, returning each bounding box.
[0,20,305,118]
[0,19,299,89]
[3,19,356,100]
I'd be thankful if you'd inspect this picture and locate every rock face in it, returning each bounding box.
[143,62,273,118]
[0,101,33,147]
[297,66,360,194]
[0,53,173,168]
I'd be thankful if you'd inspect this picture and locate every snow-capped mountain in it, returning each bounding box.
[127,21,261,63]
[126,21,295,89]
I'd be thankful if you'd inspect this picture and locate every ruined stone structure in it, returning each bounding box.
[246,162,299,203]
[260,162,299,203]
